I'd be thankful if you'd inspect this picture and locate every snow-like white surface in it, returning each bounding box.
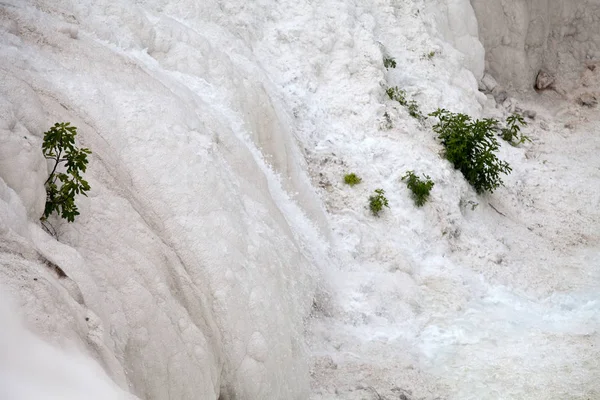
[472,0,600,90]
[0,295,135,400]
[1,1,330,398]
[0,0,599,399]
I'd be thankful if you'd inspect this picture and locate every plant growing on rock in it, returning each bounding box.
[382,111,393,129]
[429,109,511,194]
[344,173,362,186]
[406,101,423,120]
[402,171,434,207]
[42,122,91,222]
[386,86,406,104]
[383,57,397,69]
[501,113,530,146]
[369,188,389,217]
[421,51,436,60]
[386,86,424,120]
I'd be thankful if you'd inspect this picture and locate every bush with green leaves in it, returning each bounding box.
[383,57,396,69]
[369,188,389,217]
[386,86,406,103]
[42,122,91,222]
[429,109,511,194]
[406,101,423,120]
[344,173,362,186]
[402,171,434,207]
[386,86,424,120]
[501,113,530,146]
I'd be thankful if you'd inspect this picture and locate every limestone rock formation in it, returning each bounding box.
[471,0,600,90]
[536,70,555,90]
[577,92,598,107]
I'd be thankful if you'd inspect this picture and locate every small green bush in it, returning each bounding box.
[386,86,405,103]
[369,189,389,217]
[402,171,434,207]
[386,86,424,120]
[501,113,530,146]
[383,57,397,69]
[344,173,362,186]
[406,101,423,120]
[42,122,91,222]
[429,109,511,194]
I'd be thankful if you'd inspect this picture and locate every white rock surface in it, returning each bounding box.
[471,0,600,90]
[0,294,136,400]
[1,0,599,399]
[0,1,330,398]
[429,0,485,80]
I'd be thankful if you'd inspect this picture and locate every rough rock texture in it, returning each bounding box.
[577,92,598,107]
[430,0,486,80]
[5,0,599,399]
[536,70,555,90]
[0,1,329,398]
[471,0,600,90]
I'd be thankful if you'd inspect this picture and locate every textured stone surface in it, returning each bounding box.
[536,70,555,90]
[577,92,598,107]
[471,0,600,90]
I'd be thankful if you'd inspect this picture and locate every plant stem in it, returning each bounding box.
[44,148,62,185]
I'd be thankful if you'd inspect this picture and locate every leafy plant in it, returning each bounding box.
[382,111,393,129]
[425,51,435,59]
[386,86,410,106]
[429,109,511,194]
[386,86,424,120]
[468,200,479,210]
[406,101,423,120]
[402,171,434,207]
[383,57,397,69]
[501,113,530,146]
[386,86,405,103]
[369,188,389,216]
[344,173,362,186]
[42,122,91,222]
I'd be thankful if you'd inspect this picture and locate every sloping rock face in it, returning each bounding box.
[429,0,486,80]
[0,1,328,399]
[471,0,600,90]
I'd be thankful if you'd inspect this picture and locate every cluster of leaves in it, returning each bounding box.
[369,189,389,217]
[344,173,362,186]
[382,111,393,129]
[422,51,436,60]
[501,113,530,146]
[383,57,397,69]
[429,109,511,194]
[386,86,424,120]
[42,122,91,222]
[342,174,391,217]
[402,171,434,207]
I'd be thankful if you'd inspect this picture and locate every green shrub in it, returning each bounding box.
[402,171,434,207]
[429,109,511,194]
[501,113,530,146]
[383,57,397,69]
[344,173,362,186]
[369,189,389,216]
[386,86,405,103]
[386,86,424,120]
[406,101,423,120]
[42,122,91,222]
